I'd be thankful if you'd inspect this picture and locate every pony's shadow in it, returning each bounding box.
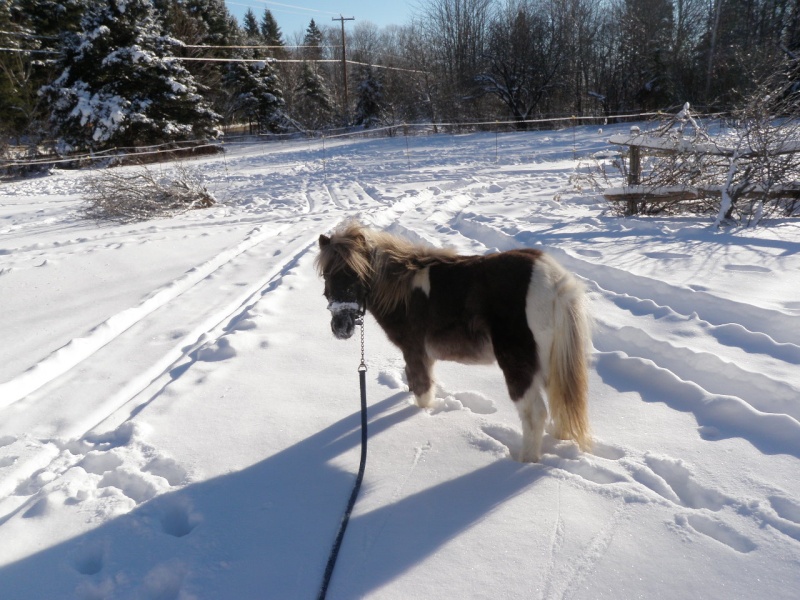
[0,393,543,599]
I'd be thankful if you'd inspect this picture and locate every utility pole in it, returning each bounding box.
[332,15,354,126]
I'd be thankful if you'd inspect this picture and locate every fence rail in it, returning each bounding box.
[604,125,800,216]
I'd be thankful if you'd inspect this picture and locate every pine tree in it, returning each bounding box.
[0,1,31,140]
[42,0,220,152]
[15,0,86,39]
[242,8,259,38]
[354,65,385,128]
[303,18,323,62]
[160,0,242,121]
[1,0,88,143]
[224,60,285,132]
[260,9,284,49]
[294,62,333,129]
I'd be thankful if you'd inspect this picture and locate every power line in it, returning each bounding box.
[171,55,428,74]
[259,1,340,16]
[225,1,339,19]
[182,44,341,50]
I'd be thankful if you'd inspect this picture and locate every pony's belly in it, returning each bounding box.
[426,338,496,365]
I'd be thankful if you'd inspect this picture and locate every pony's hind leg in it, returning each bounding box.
[404,351,435,408]
[516,373,548,463]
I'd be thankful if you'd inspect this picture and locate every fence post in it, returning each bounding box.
[627,125,641,215]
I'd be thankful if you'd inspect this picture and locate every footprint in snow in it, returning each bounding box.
[642,252,691,260]
[540,452,629,485]
[377,368,404,389]
[426,390,496,415]
[479,424,521,458]
[769,496,800,525]
[196,337,236,362]
[0,455,18,468]
[588,440,626,461]
[724,264,771,273]
[143,456,189,487]
[70,542,106,576]
[677,514,756,553]
[574,248,602,258]
[643,454,730,511]
[452,391,496,414]
[157,498,201,538]
[79,451,124,475]
[98,468,160,504]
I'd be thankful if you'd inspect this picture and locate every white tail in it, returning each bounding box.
[547,270,592,451]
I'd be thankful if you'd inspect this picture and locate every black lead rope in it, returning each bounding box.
[318,319,368,600]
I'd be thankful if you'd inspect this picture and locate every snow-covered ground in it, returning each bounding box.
[1,126,799,599]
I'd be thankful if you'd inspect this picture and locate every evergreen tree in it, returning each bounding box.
[303,18,323,61]
[242,8,259,38]
[160,0,242,121]
[294,61,333,129]
[1,0,88,143]
[0,1,32,140]
[224,60,285,132]
[42,0,219,152]
[354,65,385,128]
[260,9,284,49]
[15,0,86,39]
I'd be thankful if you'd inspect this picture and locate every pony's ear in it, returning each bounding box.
[319,234,331,247]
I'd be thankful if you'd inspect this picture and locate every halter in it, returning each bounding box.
[326,291,368,319]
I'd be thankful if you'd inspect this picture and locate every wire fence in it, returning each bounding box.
[1,111,726,175]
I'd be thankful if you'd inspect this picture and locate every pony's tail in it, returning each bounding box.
[547,272,592,452]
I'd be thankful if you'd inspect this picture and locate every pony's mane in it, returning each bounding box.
[317,221,458,315]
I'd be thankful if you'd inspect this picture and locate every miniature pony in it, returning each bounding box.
[316,221,591,462]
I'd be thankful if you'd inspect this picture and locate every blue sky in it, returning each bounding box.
[224,1,416,39]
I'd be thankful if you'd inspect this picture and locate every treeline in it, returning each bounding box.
[1,0,797,153]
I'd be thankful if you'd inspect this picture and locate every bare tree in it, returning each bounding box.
[420,0,493,120]
[477,0,564,126]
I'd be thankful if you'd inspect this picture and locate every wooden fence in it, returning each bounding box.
[604,126,800,216]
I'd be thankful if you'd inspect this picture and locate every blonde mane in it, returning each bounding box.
[316,221,457,315]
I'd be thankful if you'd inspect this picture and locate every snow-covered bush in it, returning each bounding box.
[82,163,215,222]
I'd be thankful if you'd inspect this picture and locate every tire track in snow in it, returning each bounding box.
[1,223,328,433]
[0,224,292,409]
[0,223,333,517]
[594,319,800,421]
[595,350,800,457]
[0,190,428,522]
[453,215,800,349]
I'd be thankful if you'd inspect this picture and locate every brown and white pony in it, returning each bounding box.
[316,221,591,462]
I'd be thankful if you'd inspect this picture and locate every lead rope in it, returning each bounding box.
[317,317,368,600]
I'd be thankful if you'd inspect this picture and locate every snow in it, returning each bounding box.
[1,125,799,599]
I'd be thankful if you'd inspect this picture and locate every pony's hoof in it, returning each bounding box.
[518,449,542,463]
[415,389,435,409]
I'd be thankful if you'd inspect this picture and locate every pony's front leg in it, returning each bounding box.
[404,351,435,408]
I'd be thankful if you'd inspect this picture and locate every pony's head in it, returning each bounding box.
[316,223,372,340]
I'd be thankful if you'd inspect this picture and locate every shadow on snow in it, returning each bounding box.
[0,392,542,599]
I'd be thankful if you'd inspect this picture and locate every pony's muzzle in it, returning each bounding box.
[327,302,362,340]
